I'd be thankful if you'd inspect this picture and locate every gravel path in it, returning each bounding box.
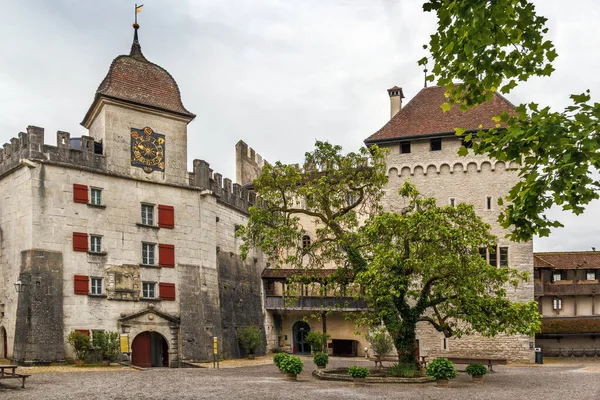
[1,357,599,400]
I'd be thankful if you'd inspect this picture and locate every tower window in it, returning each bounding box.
[302,235,311,249]
[449,198,455,207]
[400,142,411,154]
[430,138,442,151]
[486,196,492,210]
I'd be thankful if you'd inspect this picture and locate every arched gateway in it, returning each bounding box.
[131,331,169,368]
[0,327,7,359]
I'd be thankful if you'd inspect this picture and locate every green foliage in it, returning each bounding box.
[426,358,458,381]
[367,328,393,361]
[348,365,370,378]
[240,142,540,369]
[388,363,416,378]
[67,331,91,361]
[279,355,304,375]
[313,352,329,367]
[305,331,330,353]
[466,363,488,377]
[92,331,121,362]
[420,1,598,240]
[273,352,289,368]
[237,326,263,355]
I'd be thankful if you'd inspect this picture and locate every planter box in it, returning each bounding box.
[285,373,297,381]
[436,379,449,387]
[353,377,366,386]
[472,375,484,383]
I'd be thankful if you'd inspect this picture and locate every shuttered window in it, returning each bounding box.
[158,205,175,229]
[159,283,176,301]
[73,184,89,203]
[74,275,89,295]
[73,232,89,252]
[159,244,175,268]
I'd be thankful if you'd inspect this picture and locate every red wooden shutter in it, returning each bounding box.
[159,283,176,301]
[74,275,89,295]
[73,184,89,203]
[158,244,175,268]
[158,205,175,229]
[75,329,90,336]
[73,232,89,252]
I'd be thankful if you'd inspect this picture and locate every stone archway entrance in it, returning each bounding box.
[131,331,169,368]
[292,321,311,355]
[0,327,7,359]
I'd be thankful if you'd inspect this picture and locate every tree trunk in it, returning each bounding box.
[394,320,418,366]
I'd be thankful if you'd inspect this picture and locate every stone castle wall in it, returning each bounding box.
[380,136,534,362]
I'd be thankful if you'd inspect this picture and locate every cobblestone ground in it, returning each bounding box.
[1,357,599,400]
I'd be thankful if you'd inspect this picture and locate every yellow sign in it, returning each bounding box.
[120,334,130,353]
[213,336,218,355]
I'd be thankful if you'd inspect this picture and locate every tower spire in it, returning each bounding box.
[130,4,146,60]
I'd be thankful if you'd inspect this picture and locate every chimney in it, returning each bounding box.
[387,86,405,119]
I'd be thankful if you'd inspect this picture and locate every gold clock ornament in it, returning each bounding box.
[130,127,166,173]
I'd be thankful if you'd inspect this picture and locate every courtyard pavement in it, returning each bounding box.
[1,357,599,400]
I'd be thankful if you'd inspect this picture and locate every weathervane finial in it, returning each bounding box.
[423,64,428,88]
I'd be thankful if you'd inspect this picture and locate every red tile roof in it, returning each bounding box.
[534,252,600,270]
[364,86,515,143]
[81,32,195,127]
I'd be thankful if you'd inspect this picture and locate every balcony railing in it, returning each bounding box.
[535,280,600,296]
[264,295,368,311]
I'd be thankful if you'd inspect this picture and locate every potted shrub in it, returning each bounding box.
[313,352,329,369]
[466,363,488,382]
[279,355,304,380]
[426,357,457,386]
[305,331,330,354]
[367,328,393,368]
[237,326,263,359]
[67,331,91,366]
[273,352,289,373]
[348,365,369,385]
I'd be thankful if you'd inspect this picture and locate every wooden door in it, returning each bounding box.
[132,332,152,368]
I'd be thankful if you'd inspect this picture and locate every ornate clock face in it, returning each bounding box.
[130,127,166,173]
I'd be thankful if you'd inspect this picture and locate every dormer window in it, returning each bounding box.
[430,138,442,151]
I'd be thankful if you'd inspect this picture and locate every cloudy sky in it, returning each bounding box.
[1,0,598,252]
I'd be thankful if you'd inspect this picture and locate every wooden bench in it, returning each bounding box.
[0,365,31,389]
[445,357,507,372]
[0,373,31,389]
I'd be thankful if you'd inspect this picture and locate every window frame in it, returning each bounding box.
[142,282,156,299]
[489,247,498,268]
[90,188,103,206]
[586,270,597,281]
[430,138,442,151]
[141,204,155,226]
[449,198,455,207]
[400,141,411,154]
[302,235,311,249]
[553,297,562,310]
[499,246,509,267]
[142,242,156,266]
[90,235,102,254]
[90,277,103,296]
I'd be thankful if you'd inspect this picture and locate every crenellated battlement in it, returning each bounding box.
[0,125,106,177]
[235,140,268,186]
[190,159,259,214]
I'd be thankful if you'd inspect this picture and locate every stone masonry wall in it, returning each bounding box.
[381,137,535,362]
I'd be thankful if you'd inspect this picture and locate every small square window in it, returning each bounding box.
[400,142,411,154]
[302,235,311,249]
[587,271,597,281]
[142,282,156,299]
[141,204,154,226]
[142,243,156,265]
[90,235,102,253]
[449,198,455,207]
[90,188,102,205]
[486,196,492,210]
[552,272,562,282]
[553,298,562,310]
[90,278,102,295]
[430,138,442,151]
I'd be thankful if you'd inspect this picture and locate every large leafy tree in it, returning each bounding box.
[239,142,540,366]
[421,0,600,241]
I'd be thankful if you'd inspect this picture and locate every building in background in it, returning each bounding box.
[534,251,600,356]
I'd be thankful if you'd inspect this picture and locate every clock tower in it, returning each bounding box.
[81,23,195,185]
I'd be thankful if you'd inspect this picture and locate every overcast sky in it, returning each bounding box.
[1,0,598,252]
